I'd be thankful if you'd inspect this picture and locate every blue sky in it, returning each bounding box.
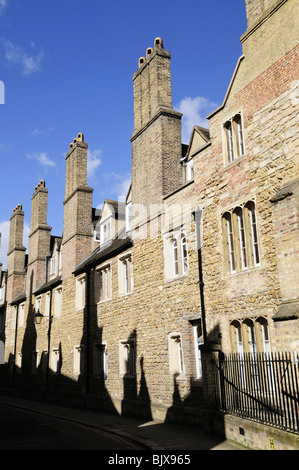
[0,0,247,266]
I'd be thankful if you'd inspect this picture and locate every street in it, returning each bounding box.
[0,404,146,450]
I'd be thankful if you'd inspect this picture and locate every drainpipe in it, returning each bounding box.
[12,303,19,384]
[84,267,91,405]
[194,207,207,344]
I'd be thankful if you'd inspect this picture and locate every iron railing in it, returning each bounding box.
[214,352,299,434]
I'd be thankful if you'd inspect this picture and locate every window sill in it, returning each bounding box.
[118,291,134,298]
[165,273,188,285]
[223,154,246,170]
[97,298,111,305]
[225,264,261,277]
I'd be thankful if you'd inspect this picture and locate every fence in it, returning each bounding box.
[213,352,299,434]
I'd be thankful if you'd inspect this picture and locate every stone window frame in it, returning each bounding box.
[35,295,42,314]
[93,342,108,379]
[164,228,189,281]
[75,274,85,311]
[95,262,112,303]
[192,320,204,380]
[183,158,194,184]
[50,346,61,374]
[221,200,260,275]
[73,344,84,377]
[119,338,136,377]
[15,351,22,373]
[230,317,273,390]
[49,255,56,276]
[54,286,63,317]
[118,252,133,296]
[18,302,25,328]
[168,332,185,377]
[31,350,39,374]
[222,111,245,165]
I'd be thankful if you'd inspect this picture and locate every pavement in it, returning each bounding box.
[0,395,248,451]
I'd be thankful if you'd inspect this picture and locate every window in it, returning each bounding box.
[94,343,108,379]
[54,287,62,317]
[32,351,39,374]
[16,352,22,373]
[126,201,132,233]
[35,296,41,314]
[119,340,136,376]
[222,201,260,274]
[193,321,203,379]
[45,291,51,317]
[101,219,111,244]
[73,345,84,376]
[95,265,111,302]
[18,303,25,328]
[50,347,61,374]
[230,317,273,390]
[59,250,63,271]
[185,159,194,182]
[76,276,85,310]
[119,254,133,295]
[168,333,184,376]
[0,287,4,302]
[223,112,245,164]
[164,230,189,280]
[50,256,56,276]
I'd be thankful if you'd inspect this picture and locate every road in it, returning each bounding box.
[0,403,146,450]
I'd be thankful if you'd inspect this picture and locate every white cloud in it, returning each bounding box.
[30,126,54,137]
[115,177,131,202]
[0,0,8,15]
[176,96,217,144]
[87,149,102,179]
[26,152,56,168]
[0,220,30,267]
[2,39,44,75]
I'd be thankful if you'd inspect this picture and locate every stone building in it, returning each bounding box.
[1,0,298,449]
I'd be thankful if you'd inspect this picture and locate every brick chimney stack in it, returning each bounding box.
[6,204,26,302]
[131,38,182,219]
[27,180,52,294]
[62,133,93,278]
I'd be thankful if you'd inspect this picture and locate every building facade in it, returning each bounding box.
[1,0,298,449]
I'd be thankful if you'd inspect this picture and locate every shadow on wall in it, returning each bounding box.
[0,268,222,435]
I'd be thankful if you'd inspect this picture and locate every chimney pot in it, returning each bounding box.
[146,47,154,58]
[154,37,163,49]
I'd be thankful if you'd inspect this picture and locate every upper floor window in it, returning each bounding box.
[164,230,189,280]
[50,256,56,276]
[95,264,111,302]
[222,201,260,274]
[119,254,133,295]
[126,201,133,233]
[94,343,108,379]
[59,250,62,271]
[223,112,244,164]
[184,159,194,183]
[101,219,111,245]
[54,287,62,317]
[168,332,184,376]
[76,276,85,310]
[119,339,136,376]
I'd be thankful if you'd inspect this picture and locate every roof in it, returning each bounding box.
[11,292,26,306]
[74,233,132,275]
[34,275,62,296]
[273,298,299,321]
[206,55,245,119]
